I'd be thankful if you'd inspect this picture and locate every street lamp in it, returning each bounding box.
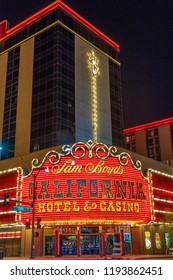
[0,146,36,259]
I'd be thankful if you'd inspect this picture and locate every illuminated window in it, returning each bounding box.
[125,133,136,152]
[1,47,20,160]
[126,136,130,143]
[147,128,160,160]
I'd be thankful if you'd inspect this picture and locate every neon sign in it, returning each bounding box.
[0,168,23,224]
[22,141,151,225]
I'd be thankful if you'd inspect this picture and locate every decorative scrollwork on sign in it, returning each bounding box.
[48,151,63,165]
[95,145,110,159]
[118,152,142,171]
[32,157,40,169]
[95,144,117,159]
[108,146,118,158]
[68,140,117,159]
[71,142,87,159]
[30,140,143,176]
[62,145,71,155]
[31,150,64,170]
[118,153,129,166]
[134,160,142,170]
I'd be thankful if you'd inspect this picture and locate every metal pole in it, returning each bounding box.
[30,173,36,259]
[0,146,40,259]
[1,147,31,174]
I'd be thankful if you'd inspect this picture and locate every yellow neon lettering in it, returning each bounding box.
[38,202,46,212]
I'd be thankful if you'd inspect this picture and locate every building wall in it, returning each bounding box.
[158,124,173,161]
[131,227,143,254]
[124,118,173,165]
[135,130,148,157]
[75,37,92,141]
[75,36,112,144]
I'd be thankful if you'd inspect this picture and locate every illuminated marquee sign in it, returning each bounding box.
[22,141,151,225]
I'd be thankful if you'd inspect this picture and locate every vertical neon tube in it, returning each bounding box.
[87,50,100,142]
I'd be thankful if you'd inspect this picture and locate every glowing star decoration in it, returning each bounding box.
[87,50,100,142]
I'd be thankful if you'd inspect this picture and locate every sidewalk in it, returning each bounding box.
[2,253,173,260]
[110,254,173,260]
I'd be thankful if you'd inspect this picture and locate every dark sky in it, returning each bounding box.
[1,0,173,128]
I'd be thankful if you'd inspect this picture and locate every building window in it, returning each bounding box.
[109,60,123,147]
[147,128,161,161]
[1,47,20,160]
[30,25,75,152]
[125,133,136,152]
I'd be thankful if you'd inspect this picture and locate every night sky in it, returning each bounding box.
[1,0,173,128]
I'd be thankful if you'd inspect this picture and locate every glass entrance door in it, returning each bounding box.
[80,227,99,255]
[105,234,114,254]
[81,235,99,255]
[60,235,77,255]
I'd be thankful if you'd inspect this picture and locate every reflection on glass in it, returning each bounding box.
[165,233,171,248]
[155,232,161,249]
[61,236,77,255]
[145,231,151,250]
[105,235,113,254]
[81,235,99,255]
[45,236,55,255]
[124,233,132,254]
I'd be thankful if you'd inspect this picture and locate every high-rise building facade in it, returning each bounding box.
[0,0,123,165]
[1,2,173,259]
[124,117,173,165]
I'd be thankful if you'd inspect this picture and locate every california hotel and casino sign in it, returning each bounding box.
[22,140,152,225]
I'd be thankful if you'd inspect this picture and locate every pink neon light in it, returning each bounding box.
[0,0,120,51]
[123,117,173,134]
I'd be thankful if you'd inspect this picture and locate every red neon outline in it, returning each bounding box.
[0,20,8,37]
[123,117,173,134]
[0,0,120,51]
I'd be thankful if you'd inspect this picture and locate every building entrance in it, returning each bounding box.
[105,233,121,254]
[60,236,77,255]
[103,226,132,255]
[81,235,99,255]
[80,227,99,255]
